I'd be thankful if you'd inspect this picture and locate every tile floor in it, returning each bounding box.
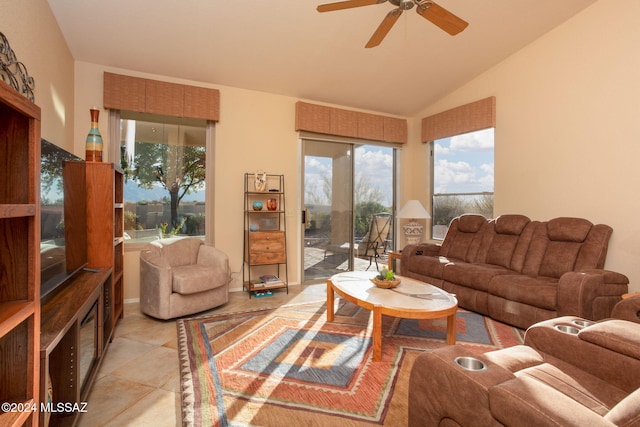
[76,283,329,426]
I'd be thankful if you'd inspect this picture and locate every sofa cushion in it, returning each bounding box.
[516,362,624,414]
[547,217,592,243]
[157,238,202,267]
[539,241,581,278]
[495,214,530,236]
[490,376,616,426]
[485,234,519,269]
[172,265,227,295]
[484,215,531,269]
[457,214,486,233]
[605,388,640,427]
[405,255,450,281]
[443,261,511,292]
[489,275,558,310]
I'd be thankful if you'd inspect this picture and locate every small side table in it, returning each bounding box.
[387,250,402,271]
[622,292,640,300]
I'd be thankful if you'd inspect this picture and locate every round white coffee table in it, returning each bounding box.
[327,271,458,362]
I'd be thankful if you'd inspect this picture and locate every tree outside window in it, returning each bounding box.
[119,116,207,242]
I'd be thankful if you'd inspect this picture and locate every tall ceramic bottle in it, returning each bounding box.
[85,107,103,162]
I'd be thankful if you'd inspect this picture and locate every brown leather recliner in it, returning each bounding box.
[408,298,640,426]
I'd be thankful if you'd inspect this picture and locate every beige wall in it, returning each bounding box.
[414,0,640,292]
[74,62,408,299]
[4,0,637,299]
[1,0,75,147]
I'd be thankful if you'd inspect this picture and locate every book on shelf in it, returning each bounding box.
[250,278,265,288]
[260,274,283,285]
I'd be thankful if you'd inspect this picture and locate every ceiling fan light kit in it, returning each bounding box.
[317,0,468,48]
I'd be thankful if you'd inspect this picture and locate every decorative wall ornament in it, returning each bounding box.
[0,32,35,102]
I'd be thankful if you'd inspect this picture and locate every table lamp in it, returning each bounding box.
[398,200,431,245]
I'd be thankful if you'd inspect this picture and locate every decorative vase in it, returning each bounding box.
[267,198,277,211]
[252,201,263,211]
[85,108,103,162]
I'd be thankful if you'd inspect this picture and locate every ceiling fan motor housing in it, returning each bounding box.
[390,0,415,10]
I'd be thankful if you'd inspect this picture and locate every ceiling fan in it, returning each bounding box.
[316,0,468,48]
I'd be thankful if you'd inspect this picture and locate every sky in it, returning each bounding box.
[123,129,493,207]
[433,128,494,194]
[304,145,394,207]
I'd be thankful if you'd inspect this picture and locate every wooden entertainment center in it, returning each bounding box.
[0,80,124,427]
[40,162,124,427]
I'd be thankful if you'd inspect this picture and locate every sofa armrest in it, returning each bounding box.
[612,294,640,324]
[557,269,629,320]
[525,317,640,393]
[490,376,615,427]
[402,242,442,257]
[139,250,174,318]
[400,243,442,276]
[408,345,514,427]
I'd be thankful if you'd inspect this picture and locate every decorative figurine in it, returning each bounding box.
[255,170,267,192]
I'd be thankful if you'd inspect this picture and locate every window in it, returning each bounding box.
[117,112,208,243]
[431,128,494,239]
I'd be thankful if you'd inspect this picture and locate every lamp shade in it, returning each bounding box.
[398,200,430,219]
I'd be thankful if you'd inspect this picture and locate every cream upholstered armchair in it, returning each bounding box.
[140,237,231,319]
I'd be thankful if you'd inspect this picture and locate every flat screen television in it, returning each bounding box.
[40,139,87,298]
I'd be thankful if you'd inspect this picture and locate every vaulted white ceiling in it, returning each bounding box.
[48,0,597,116]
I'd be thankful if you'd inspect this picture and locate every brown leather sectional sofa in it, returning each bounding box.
[408,296,640,426]
[400,214,629,329]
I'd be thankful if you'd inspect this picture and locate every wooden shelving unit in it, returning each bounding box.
[0,79,41,426]
[85,163,124,343]
[243,173,288,297]
[40,269,111,427]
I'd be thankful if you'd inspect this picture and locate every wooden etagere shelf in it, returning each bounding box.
[243,173,288,297]
[86,163,125,343]
[0,79,41,427]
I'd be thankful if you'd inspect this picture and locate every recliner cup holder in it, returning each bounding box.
[571,319,595,328]
[554,325,580,334]
[454,356,487,371]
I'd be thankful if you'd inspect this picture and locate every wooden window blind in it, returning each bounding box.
[421,96,495,143]
[103,72,220,121]
[295,101,407,144]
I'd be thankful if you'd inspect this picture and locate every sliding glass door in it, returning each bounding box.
[303,140,354,281]
[302,139,396,283]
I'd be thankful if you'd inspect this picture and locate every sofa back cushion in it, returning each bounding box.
[484,215,532,270]
[440,214,488,262]
[149,237,203,267]
[522,218,612,278]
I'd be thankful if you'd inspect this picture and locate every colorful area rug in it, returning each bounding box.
[176,300,524,427]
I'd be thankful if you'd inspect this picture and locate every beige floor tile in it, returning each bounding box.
[104,388,180,427]
[111,346,179,388]
[119,318,178,347]
[97,337,157,378]
[82,283,331,425]
[77,375,156,426]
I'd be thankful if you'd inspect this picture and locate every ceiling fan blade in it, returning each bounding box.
[365,8,402,48]
[415,1,468,35]
[317,0,385,13]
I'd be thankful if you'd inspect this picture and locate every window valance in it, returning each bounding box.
[421,96,495,143]
[103,72,220,121]
[295,101,407,144]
